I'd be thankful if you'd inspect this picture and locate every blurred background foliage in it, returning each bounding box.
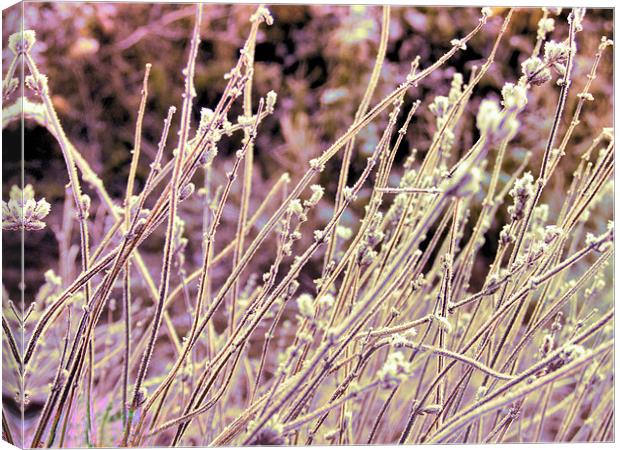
[2,3,613,301]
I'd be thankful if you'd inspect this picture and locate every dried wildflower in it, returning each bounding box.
[313,229,325,242]
[2,184,51,231]
[342,186,357,201]
[577,92,594,102]
[508,172,534,221]
[8,30,36,54]
[521,56,552,86]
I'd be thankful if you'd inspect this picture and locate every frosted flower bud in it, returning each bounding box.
[342,186,356,201]
[429,96,450,118]
[501,83,528,111]
[481,7,493,17]
[199,144,218,167]
[296,293,315,319]
[135,387,148,407]
[25,74,49,95]
[390,332,414,348]
[521,57,552,86]
[304,184,324,207]
[336,225,353,240]
[317,293,335,309]
[419,404,443,415]
[179,182,195,202]
[569,8,586,32]
[8,30,36,54]
[448,73,464,103]
[287,199,304,218]
[237,114,256,128]
[559,343,587,364]
[313,229,325,242]
[2,184,51,231]
[5,78,19,97]
[443,165,482,198]
[537,17,555,38]
[543,225,562,244]
[80,194,91,213]
[476,99,501,136]
[450,39,466,50]
[199,108,215,134]
[577,92,594,102]
[508,172,535,221]
[250,5,274,25]
[309,158,325,171]
[433,315,453,333]
[499,224,514,245]
[266,90,277,114]
[378,351,412,386]
[552,62,567,79]
[544,40,569,65]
